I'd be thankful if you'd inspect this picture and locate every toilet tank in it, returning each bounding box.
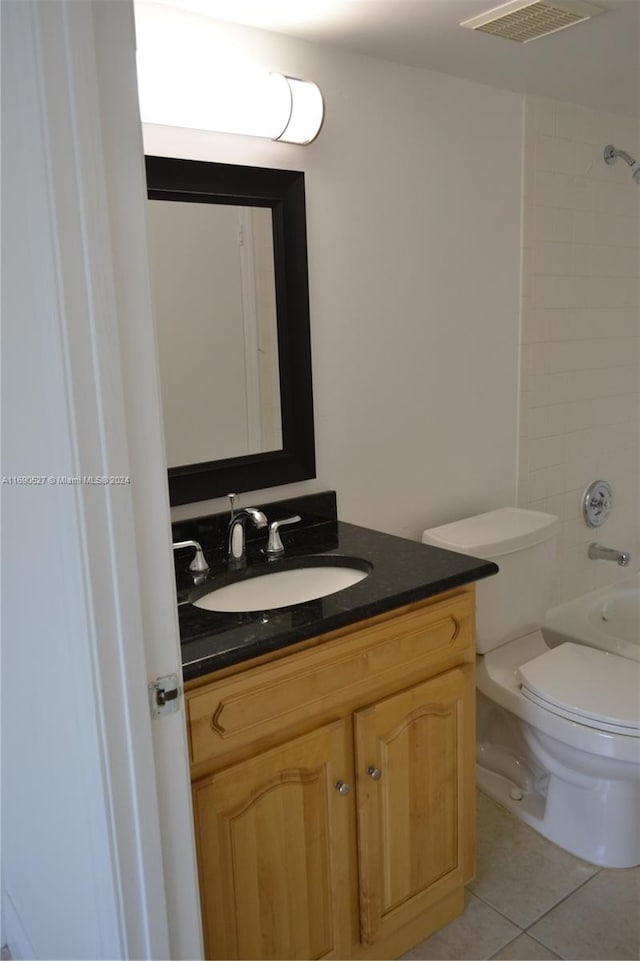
[422,508,560,654]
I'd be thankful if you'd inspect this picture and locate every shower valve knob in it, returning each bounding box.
[582,480,613,528]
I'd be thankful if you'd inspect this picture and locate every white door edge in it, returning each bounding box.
[85,2,204,957]
[4,2,203,957]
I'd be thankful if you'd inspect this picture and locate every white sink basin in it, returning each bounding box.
[193,563,370,613]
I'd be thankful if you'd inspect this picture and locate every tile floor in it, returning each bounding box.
[401,791,640,961]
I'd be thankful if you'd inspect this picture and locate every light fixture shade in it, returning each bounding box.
[272,75,324,145]
[136,42,324,144]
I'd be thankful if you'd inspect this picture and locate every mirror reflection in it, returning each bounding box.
[146,199,282,468]
[145,156,315,506]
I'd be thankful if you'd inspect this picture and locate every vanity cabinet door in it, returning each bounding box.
[354,666,475,946]
[192,718,355,961]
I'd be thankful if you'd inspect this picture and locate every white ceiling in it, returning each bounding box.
[152,0,640,118]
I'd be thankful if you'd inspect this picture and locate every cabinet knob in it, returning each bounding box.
[367,766,382,781]
[335,780,351,796]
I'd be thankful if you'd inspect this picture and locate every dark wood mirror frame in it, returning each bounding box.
[145,156,316,507]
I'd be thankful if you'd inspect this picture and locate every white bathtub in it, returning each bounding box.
[544,573,640,663]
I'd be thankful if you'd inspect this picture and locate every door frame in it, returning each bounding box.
[3,2,203,957]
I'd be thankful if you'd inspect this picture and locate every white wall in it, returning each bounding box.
[518,96,640,604]
[138,5,524,540]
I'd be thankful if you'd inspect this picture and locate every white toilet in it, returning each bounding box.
[423,507,640,868]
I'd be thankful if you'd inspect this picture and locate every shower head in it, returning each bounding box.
[604,144,640,184]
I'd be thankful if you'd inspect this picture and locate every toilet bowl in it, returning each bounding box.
[423,508,640,868]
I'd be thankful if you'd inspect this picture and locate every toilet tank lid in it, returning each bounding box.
[422,507,560,558]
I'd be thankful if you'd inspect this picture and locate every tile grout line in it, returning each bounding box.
[519,866,605,957]
[466,862,602,944]
[467,885,522,923]
[524,864,602,927]
[487,930,562,961]
[487,931,526,961]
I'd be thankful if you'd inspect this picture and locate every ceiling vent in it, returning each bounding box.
[460,0,604,43]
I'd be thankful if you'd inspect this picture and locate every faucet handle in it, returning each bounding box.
[264,515,302,556]
[228,492,237,521]
[172,539,209,573]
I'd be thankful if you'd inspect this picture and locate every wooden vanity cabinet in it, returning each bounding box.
[354,665,474,948]
[191,719,356,961]
[186,586,476,961]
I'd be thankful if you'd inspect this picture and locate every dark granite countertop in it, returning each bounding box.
[175,494,497,681]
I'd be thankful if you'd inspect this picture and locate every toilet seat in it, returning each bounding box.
[517,642,640,737]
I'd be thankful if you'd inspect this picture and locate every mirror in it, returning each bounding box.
[145,156,316,506]
[146,200,283,466]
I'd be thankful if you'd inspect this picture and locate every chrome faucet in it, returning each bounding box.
[264,514,301,556]
[172,539,209,573]
[587,542,631,567]
[227,502,268,570]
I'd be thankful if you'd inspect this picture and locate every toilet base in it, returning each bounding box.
[476,725,640,869]
[476,764,640,867]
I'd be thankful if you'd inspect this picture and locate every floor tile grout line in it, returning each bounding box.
[487,929,527,961]
[464,887,528,934]
[516,866,610,959]
[527,929,565,961]
[466,859,602,940]
[487,931,523,961]
[521,865,604,934]
[487,929,564,961]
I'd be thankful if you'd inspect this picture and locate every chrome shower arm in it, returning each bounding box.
[604,145,636,167]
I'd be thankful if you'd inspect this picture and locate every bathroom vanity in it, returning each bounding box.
[174,493,496,960]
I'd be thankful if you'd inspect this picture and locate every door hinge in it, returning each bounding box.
[148,673,182,718]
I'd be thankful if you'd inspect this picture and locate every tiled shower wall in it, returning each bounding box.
[518,96,640,605]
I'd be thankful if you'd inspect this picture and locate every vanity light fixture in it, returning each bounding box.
[273,74,324,144]
[137,48,324,144]
[135,1,324,143]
